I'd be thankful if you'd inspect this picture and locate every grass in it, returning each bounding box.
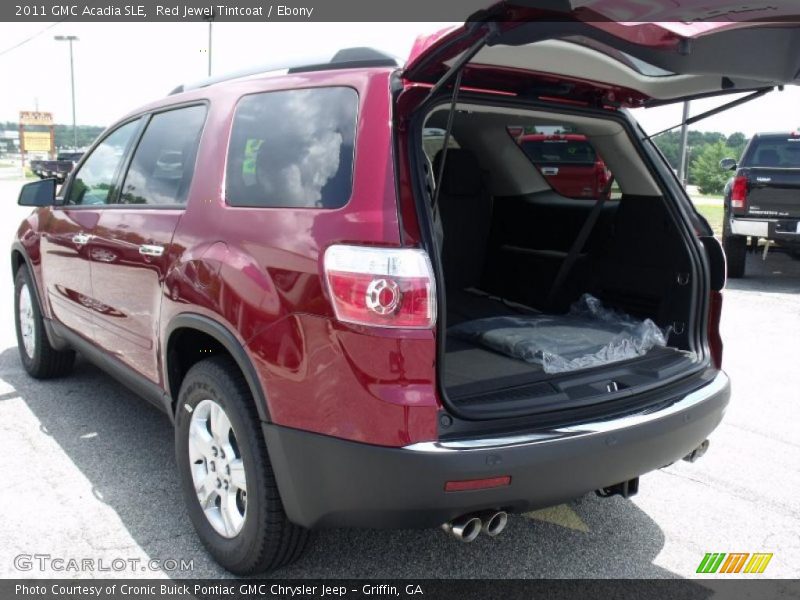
[694,202,724,237]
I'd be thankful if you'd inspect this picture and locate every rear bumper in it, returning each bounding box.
[264,372,730,529]
[731,217,800,243]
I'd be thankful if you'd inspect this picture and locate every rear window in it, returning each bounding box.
[520,137,597,165]
[508,125,616,201]
[226,86,358,209]
[744,136,800,168]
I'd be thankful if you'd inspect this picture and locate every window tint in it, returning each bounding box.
[65,120,140,206]
[120,105,207,206]
[226,87,358,208]
[745,136,800,168]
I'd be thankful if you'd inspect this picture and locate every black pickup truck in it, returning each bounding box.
[721,132,800,277]
[29,151,83,184]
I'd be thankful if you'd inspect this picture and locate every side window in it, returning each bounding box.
[119,105,207,206]
[422,127,460,164]
[226,87,358,208]
[508,125,618,200]
[65,119,140,206]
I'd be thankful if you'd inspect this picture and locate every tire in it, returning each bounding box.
[14,267,75,378]
[175,356,308,574]
[722,213,747,278]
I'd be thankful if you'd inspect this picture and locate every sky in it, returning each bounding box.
[1,21,799,138]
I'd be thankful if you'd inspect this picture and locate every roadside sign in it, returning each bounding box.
[19,110,56,159]
[19,111,54,126]
[23,131,52,152]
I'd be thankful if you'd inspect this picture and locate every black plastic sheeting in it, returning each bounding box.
[448,294,669,374]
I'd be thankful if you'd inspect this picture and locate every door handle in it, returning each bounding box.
[139,244,165,257]
[72,233,91,246]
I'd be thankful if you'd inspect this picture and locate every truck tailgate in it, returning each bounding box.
[747,167,800,218]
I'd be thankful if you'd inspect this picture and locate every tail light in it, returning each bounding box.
[595,161,610,193]
[730,175,748,211]
[324,245,436,329]
[708,290,724,369]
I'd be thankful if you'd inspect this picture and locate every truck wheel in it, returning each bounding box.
[722,215,746,278]
[14,267,75,378]
[175,356,308,574]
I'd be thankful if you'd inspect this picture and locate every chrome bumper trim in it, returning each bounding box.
[730,219,769,237]
[404,373,729,453]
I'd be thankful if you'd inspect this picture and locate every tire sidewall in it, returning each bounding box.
[14,268,43,373]
[722,207,746,277]
[175,367,268,569]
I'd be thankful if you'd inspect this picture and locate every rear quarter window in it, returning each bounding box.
[226,86,358,209]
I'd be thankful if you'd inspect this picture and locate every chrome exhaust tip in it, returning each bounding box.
[683,439,710,463]
[481,511,508,537]
[441,515,482,542]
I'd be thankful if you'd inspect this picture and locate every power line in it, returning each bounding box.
[0,21,65,59]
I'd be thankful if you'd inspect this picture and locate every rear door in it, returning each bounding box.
[40,119,141,338]
[741,134,800,219]
[403,8,800,107]
[88,104,207,382]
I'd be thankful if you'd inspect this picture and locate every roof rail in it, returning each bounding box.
[169,47,398,95]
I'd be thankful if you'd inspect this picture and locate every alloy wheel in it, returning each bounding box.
[188,399,247,538]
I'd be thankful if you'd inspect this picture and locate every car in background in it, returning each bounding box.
[515,133,612,199]
[721,131,800,277]
[30,151,83,184]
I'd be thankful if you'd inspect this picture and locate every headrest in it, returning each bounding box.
[432,149,484,196]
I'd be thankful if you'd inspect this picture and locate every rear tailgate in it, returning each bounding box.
[746,168,800,219]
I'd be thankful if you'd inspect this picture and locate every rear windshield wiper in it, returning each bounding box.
[645,87,776,140]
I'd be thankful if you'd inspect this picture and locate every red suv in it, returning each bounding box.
[13,11,800,574]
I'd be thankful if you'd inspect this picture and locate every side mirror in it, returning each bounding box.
[719,158,738,171]
[18,178,56,207]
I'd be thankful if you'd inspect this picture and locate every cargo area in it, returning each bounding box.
[419,103,702,418]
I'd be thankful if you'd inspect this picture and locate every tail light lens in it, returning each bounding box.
[730,175,748,210]
[324,245,436,329]
[595,162,609,193]
[708,290,724,369]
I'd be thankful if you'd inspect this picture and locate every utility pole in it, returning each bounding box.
[678,100,691,186]
[54,35,79,149]
[207,20,213,76]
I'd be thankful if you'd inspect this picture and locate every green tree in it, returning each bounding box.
[652,131,680,168]
[725,131,748,161]
[690,140,732,195]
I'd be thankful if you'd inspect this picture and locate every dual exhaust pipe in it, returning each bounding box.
[441,510,508,542]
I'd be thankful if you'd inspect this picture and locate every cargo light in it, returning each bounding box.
[444,476,511,492]
[323,245,436,329]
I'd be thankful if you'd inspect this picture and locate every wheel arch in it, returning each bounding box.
[164,313,271,423]
[11,243,40,303]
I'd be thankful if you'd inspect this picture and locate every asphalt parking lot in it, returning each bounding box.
[0,175,798,581]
